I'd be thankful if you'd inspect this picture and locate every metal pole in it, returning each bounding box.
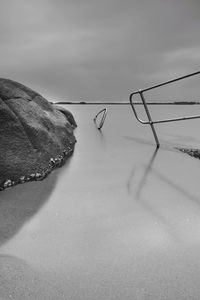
[139,91,160,148]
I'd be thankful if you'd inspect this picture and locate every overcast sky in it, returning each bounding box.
[0,0,200,102]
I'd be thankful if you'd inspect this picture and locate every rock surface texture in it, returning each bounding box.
[0,78,77,191]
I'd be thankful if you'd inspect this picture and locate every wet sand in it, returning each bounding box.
[1,105,200,299]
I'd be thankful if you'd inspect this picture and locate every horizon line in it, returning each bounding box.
[53,101,200,105]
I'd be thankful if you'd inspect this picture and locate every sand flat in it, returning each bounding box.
[1,105,200,299]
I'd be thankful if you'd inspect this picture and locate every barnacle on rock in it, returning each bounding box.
[4,179,12,188]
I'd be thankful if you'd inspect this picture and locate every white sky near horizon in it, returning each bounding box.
[0,0,200,102]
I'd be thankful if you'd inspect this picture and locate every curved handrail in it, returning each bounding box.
[93,108,108,130]
[129,71,200,147]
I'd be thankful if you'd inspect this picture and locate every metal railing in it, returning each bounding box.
[54,70,200,148]
[93,108,108,130]
[129,71,200,147]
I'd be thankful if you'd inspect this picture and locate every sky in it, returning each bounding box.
[0,0,200,102]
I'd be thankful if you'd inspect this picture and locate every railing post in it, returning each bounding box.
[139,90,160,148]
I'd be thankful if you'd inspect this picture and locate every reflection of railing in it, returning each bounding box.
[129,71,200,148]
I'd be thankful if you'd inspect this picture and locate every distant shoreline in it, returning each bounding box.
[53,101,200,105]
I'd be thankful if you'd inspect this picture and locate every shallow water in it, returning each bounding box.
[1,105,200,299]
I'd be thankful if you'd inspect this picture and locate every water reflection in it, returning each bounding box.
[127,146,200,243]
[128,148,200,206]
[127,148,182,243]
[127,147,159,199]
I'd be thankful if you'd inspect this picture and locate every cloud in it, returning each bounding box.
[0,0,199,101]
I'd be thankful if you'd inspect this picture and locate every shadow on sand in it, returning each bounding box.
[0,157,74,298]
[0,168,59,247]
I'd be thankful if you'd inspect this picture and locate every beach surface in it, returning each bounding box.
[1,104,200,299]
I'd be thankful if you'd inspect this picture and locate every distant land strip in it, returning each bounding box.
[53,101,200,105]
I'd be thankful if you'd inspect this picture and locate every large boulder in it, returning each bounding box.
[0,78,77,191]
